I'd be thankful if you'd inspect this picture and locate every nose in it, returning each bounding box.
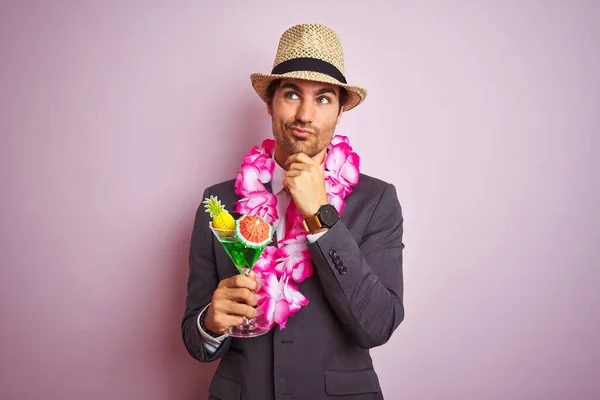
[295,99,315,123]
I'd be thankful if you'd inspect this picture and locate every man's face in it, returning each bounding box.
[267,79,343,165]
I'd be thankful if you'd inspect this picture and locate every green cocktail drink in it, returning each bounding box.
[219,237,266,274]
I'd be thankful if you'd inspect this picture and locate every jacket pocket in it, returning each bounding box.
[208,374,241,400]
[325,369,382,396]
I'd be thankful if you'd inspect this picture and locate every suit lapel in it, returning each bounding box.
[264,180,279,248]
[265,180,273,194]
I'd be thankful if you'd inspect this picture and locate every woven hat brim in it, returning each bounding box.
[250,71,367,111]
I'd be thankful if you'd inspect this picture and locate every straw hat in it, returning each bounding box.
[250,23,367,111]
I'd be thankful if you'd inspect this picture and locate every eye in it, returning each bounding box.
[317,96,331,104]
[285,92,299,100]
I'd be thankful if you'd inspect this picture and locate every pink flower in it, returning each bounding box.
[325,142,360,186]
[276,236,313,282]
[261,139,275,156]
[235,190,278,224]
[339,151,360,186]
[324,173,350,196]
[325,173,352,214]
[327,193,345,214]
[253,246,279,274]
[242,146,262,164]
[235,164,266,196]
[242,148,274,184]
[329,135,349,146]
[283,278,309,316]
[256,273,309,329]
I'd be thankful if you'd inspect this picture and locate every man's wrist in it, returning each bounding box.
[303,200,329,218]
[199,305,224,338]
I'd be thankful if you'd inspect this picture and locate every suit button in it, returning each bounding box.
[332,255,341,263]
[339,266,347,274]
[335,260,343,269]
[329,250,337,257]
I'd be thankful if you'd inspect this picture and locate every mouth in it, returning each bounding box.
[289,127,314,138]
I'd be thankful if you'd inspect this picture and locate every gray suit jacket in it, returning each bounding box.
[182,173,404,400]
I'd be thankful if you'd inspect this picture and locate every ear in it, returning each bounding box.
[336,107,344,125]
[266,101,273,116]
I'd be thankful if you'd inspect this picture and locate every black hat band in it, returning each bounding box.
[271,58,347,84]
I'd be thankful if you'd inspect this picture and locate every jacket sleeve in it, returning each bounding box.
[181,187,231,362]
[307,183,405,349]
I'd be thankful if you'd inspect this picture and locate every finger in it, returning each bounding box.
[222,287,258,306]
[225,302,258,319]
[284,153,300,166]
[284,170,303,178]
[282,177,296,191]
[287,162,310,172]
[212,315,245,333]
[285,153,313,166]
[221,274,259,291]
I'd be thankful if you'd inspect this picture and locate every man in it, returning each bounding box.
[182,23,404,399]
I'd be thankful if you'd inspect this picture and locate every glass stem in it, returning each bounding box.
[240,268,252,327]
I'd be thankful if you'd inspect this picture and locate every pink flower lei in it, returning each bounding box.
[233,135,360,330]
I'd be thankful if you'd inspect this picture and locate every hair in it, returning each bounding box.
[266,79,348,113]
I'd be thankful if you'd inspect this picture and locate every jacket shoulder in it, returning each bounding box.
[195,179,240,214]
[354,173,394,194]
[205,178,237,195]
[345,172,401,214]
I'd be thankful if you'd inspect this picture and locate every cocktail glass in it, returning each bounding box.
[209,223,273,338]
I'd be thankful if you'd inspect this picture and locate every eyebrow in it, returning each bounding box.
[280,82,338,97]
[316,87,337,97]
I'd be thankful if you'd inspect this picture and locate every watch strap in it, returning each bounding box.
[302,214,323,232]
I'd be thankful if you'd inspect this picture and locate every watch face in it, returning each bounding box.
[319,205,339,227]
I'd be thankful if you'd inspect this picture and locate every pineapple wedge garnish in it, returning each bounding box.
[203,195,235,237]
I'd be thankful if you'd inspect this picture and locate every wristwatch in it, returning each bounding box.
[303,204,340,233]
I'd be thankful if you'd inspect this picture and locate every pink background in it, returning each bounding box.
[1,1,599,399]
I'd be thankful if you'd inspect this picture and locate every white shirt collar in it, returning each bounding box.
[271,157,287,196]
